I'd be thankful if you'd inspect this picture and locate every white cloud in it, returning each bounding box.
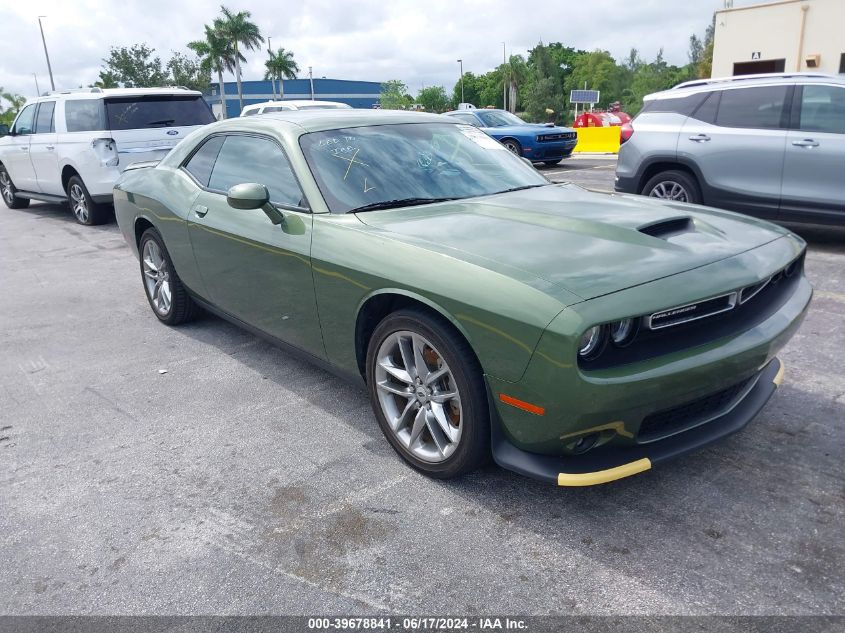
[0,0,739,99]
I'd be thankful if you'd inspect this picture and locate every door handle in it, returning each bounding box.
[45,145,55,151]
[193,204,208,218]
[792,139,819,148]
[688,134,711,142]
[20,146,29,152]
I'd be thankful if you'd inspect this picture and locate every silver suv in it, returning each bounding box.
[615,73,845,225]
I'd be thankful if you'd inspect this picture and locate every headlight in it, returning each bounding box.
[609,318,637,346]
[578,325,606,359]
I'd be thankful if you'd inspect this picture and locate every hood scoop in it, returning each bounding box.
[638,216,695,240]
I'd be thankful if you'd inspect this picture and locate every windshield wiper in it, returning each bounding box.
[147,119,176,127]
[496,184,550,194]
[347,197,456,213]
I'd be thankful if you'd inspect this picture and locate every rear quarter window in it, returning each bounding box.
[64,99,106,132]
[640,93,707,116]
[105,96,214,130]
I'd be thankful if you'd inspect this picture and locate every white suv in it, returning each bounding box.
[0,87,214,225]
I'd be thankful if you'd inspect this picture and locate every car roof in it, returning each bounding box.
[243,100,352,112]
[32,87,202,102]
[648,72,845,101]
[249,108,454,132]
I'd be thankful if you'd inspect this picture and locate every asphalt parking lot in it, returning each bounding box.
[1,162,844,616]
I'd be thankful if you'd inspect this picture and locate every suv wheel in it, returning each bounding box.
[642,170,702,204]
[67,175,109,225]
[0,165,31,209]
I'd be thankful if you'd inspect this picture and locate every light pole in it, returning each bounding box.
[502,42,507,111]
[457,59,464,104]
[37,16,55,92]
[267,36,275,100]
[308,66,315,100]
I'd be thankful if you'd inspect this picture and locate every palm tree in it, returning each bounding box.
[216,6,264,113]
[264,47,300,101]
[188,24,241,119]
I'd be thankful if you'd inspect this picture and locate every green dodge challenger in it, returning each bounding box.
[113,110,811,486]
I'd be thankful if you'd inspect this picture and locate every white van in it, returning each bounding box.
[240,100,352,116]
[0,87,214,225]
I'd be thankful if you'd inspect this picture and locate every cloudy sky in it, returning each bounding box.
[1,0,752,98]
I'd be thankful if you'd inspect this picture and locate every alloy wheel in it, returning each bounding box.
[142,239,172,316]
[69,183,89,223]
[0,171,14,205]
[374,331,463,462]
[648,181,689,202]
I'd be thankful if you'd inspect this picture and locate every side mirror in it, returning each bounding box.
[226,182,284,225]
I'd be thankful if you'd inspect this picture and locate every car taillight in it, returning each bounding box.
[620,123,634,144]
[92,137,119,167]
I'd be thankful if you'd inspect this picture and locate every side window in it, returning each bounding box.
[642,93,708,116]
[799,85,845,134]
[12,104,37,135]
[65,99,105,132]
[715,86,788,129]
[449,113,480,126]
[208,135,304,207]
[34,101,56,134]
[183,136,225,187]
[690,92,720,123]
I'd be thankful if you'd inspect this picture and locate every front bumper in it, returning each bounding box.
[524,141,577,161]
[491,357,784,486]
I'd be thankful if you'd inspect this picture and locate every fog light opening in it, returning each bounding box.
[572,433,599,455]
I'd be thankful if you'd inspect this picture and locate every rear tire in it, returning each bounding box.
[139,228,198,325]
[0,165,30,209]
[543,159,562,166]
[67,175,110,225]
[642,170,702,204]
[366,309,489,479]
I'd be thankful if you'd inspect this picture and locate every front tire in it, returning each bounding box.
[501,138,522,156]
[0,165,30,209]
[543,159,562,167]
[67,175,109,225]
[642,170,702,204]
[366,309,489,479]
[139,228,198,325]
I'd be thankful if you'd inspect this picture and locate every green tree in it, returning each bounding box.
[100,43,169,88]
[698,15,716,78]
[502,54,528,112]
[416,85,449,112]
[451,72,485,108]
[264,47,299,100]
[524,43,567,122]
[216,5,264,113]
[380,79,410,109]
[167,51,210,92]
[0,90,26,126]
[189,24,240,119]
[564,50,621,112]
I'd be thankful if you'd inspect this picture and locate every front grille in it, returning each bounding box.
[537,132,577,142]
[638,377,753,442]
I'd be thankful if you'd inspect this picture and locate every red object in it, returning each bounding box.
[572,110,630,128]
[620,122,634,144]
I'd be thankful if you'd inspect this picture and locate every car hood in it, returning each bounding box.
[354,184,790,302]
[483,124,574,136]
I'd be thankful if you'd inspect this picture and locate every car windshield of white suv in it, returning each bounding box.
[476,110,526,127]
[300,123,548,214]
[105,96,215,130]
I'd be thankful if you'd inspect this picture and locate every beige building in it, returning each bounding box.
[712,0,845,77]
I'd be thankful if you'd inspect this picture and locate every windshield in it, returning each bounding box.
[105,95,215,130]
[299,123,548,214]
[476,110,526,127]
